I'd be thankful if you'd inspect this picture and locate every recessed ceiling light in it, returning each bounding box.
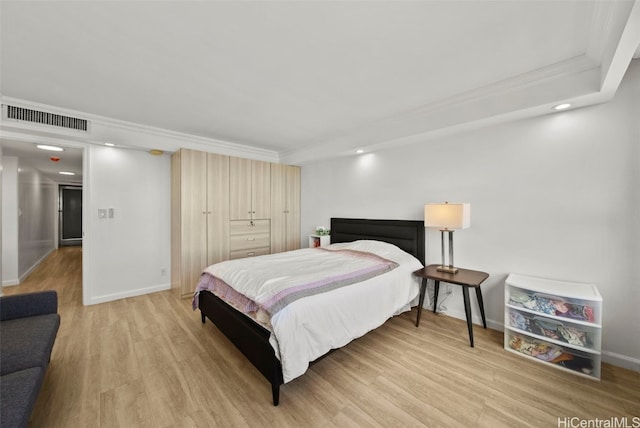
[356,149,364,154]
[554,103,571,111]
[37,144,64,152]
[104,143,115,147]
[59,171,75,176]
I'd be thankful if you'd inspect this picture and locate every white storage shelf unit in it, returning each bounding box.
[504,274,602,380]
[309,234,330,248]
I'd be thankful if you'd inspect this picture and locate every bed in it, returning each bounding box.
[195,217,425,405]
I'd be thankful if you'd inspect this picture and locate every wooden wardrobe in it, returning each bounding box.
[171,148,300,298]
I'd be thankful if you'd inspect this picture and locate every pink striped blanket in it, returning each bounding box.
[192,247,399,318]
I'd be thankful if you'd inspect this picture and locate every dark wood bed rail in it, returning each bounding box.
[199,290,283,405]
[199,217,425,405]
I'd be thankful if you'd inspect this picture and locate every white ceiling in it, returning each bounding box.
[1,1,639,165]
[1,139,83,183]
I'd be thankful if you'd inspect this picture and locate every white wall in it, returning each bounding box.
[0,142,172,305]
[14,161,57,282]
[1,156,19,285]
[83,145,171,305]
[301,60,640,369]
[0,144,3,294]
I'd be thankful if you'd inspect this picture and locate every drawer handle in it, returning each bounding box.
[247,252,255,256]
[247,238,255,241]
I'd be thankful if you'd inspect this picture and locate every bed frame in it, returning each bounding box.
[198,217,425,405]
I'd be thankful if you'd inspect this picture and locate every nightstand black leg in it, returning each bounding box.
[416,278,427,327]
[462,286,474,347]
[433,280,440,313]
[475,287,487,329]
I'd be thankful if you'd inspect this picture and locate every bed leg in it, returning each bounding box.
[201,311,206,324]
[272,384,280,406]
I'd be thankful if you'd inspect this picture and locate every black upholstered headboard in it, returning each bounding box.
[330,218,425,266]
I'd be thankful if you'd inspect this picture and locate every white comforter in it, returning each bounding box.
[204,240,423,383]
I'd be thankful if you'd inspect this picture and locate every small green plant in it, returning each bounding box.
[315,226,330,236]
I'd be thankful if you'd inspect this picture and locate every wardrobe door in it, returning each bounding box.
[270,163,287,253]
[270,164,300,253]
[177,149,208,297]
[171,150,182,294]
[229,157,252,221]
[251,160,271,220]
[206,153,230,266]
[285,165,301,251]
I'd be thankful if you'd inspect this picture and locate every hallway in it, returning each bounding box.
[2,246,83,306]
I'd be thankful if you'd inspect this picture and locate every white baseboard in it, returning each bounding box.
[442,307,504,332]
[18,248,55,284]
[440,309,640,373]
[602,350,640,372]
[2,248,55,287]
[86,282,171,305]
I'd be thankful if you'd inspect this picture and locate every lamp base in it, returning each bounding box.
[436,265,459,274]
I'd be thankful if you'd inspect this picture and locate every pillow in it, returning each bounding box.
[326,240,423,269]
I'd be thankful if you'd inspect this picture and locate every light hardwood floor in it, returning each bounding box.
[4,247,639,427]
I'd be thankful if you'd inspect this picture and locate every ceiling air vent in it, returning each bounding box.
[5,105,88,131]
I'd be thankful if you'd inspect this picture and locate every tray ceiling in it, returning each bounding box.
[1,1,639,164]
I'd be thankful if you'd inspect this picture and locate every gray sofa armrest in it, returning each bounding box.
[0,291,58,321]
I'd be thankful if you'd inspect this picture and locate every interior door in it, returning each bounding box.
[59,185,83,246]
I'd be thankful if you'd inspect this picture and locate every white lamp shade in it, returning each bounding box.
[424,203,470,229]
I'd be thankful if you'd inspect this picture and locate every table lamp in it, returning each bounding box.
[424,202,470,274]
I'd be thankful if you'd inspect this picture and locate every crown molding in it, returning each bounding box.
[282,0,640,165]
[599,0,640,94]
[281,60,601,165]
[399,55,598,120]
[4,1,638,167]
[0,96,279,162]
[585,0,622,65]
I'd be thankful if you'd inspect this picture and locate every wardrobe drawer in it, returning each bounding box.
[229,246,271,260]
[230,220,270,235]
[229,233,270,251]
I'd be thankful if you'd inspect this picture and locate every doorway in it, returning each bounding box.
[59,185,82,246]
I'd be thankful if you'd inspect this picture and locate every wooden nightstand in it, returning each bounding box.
[413,264,489,347]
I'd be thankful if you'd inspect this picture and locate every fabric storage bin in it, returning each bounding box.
[504,274,602,380]
[506,308,601,353]
[507,289,598,324]
[505,331,600,379]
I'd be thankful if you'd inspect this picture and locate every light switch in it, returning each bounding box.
[108,208,115,218]
[98,209,107,219]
